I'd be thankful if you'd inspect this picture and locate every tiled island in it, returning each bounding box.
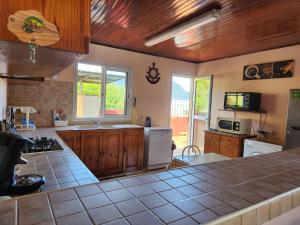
[1,128,300,225]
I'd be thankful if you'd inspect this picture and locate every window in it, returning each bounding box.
[75,62,131,120]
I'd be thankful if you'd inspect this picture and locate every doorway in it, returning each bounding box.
[170,75,193,156]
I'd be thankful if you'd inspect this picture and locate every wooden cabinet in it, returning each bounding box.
[204,132,221,154]
[0,0,90,53]
[0,0,90,78]
[123,129,144,172]
[57,131,81,157]
[101,131,123,177]
[204,130,249,158]
[219,136,242,158]
[81,132,102,176]
[57,128,144,178]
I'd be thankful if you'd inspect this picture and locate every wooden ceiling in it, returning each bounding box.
[91,0,300,63]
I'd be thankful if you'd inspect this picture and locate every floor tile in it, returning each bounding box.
[88,204,123,224]
[152,204,186,223]
[118,177,143,187]
[75,184,102,198]
[137,174,160,184]
[128,184,154,197]
[169,217,199,225]
[192,194,224,208]
[177,185,204,197]
[173,198,206,216]
[168,169,188,177]
[178,175,202,184]
[98,180,124,192]
[52,199,84,218]
[115,198,146,216]
[138,193,169,209]
[147,181,173,192]
[154,171,174,180]
[159,189,188,203]
[164,178,188,188]
[181,167,200,174]
[106,189,133,203]
[56,211,93,225]
[126,211,164,225]
[81,193,111,209]
[191,210,219,224]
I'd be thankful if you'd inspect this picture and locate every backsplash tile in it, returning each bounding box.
[7,79,73,127]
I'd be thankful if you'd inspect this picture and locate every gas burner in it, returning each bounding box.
[23,137,63,153]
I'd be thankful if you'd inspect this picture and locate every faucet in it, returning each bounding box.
[92,120,101,127]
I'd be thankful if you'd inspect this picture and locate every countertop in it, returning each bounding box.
[2,128,300,225]
[205,128,253,138]
[16,127,99,193]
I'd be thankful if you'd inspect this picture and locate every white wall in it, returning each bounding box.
[58,44,198,127]
[197,44,300,144]
[0,78,7,120]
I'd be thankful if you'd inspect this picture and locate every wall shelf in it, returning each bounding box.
[218,109,266,114]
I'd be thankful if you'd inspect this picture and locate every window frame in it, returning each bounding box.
[73,62,132,122]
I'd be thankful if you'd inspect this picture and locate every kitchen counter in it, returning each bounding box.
[2,137,300,225]
[16,127,99,193]
[205,128,252,138]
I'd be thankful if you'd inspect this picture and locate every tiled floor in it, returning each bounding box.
[3,149,300,225]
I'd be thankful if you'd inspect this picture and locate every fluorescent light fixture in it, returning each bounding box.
[144,9,220,47]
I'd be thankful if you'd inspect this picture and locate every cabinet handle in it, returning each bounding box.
[123,147,126,172]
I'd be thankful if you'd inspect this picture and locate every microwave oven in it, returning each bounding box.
[217,117,252,135]
[224,92,261,111]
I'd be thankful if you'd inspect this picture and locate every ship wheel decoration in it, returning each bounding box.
[7,10,60,64]
[146,62,161,84]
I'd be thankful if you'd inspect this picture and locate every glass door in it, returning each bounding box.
[170,75,193,156]
[192,76,213,151]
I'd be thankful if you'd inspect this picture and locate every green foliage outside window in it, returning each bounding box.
[77,81,126,111]
[194,79,210,115]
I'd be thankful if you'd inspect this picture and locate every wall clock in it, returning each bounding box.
[146,62,161,84]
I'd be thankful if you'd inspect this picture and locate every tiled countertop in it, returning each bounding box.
[16,127,99,193]
[2,146,300,225]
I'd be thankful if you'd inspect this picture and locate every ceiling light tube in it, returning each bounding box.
[145,9,220,47]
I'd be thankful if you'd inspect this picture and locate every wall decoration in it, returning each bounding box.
[7,10,60,63]
[146,62,161,84]
[243,60,294,80]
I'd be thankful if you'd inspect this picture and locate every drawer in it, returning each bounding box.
[205,132,221,141]
[220,135,240,146]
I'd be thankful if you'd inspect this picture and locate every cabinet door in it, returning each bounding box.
[204,132,221,153]
[57,131,81,157]
[219,136,241,158]
[101,131,123,177]
[123,129,144,172]
[81,132,102,176]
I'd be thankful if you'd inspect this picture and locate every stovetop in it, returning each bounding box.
[23,137,64,153]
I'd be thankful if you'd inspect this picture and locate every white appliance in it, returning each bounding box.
[243,139,283,157]
[217,117,252,135]
[14,106,37,131]
[144,127,172,170]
